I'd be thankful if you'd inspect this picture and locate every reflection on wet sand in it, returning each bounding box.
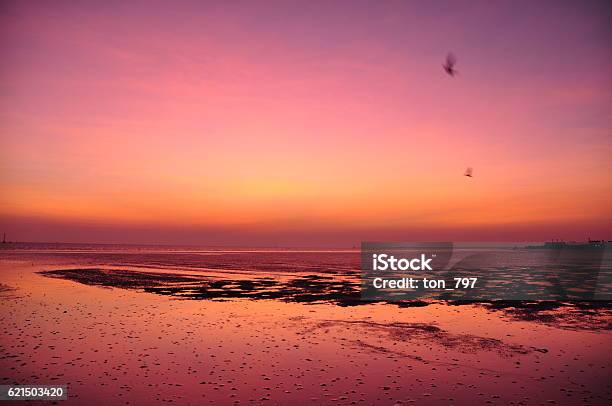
[306,320,536,357]
[1,247,611,405]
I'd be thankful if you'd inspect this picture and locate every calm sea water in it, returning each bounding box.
[1,242,610,300]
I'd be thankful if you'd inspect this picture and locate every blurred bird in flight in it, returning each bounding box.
[464,167,473,177]
[443,53,458,76]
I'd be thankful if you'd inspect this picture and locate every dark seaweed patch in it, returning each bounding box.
[39,269,612,330]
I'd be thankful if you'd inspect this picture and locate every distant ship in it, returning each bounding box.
[526,239,611,249]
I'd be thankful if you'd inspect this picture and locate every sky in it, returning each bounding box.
[1,0,611,246]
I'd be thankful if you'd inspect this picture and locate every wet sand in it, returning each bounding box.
[1,248,611,405]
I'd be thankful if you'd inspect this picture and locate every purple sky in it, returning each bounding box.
[1,1,611,245]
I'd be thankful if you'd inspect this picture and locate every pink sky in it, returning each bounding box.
[1,1,611,245]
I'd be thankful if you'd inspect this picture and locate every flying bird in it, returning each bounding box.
[464,167,473,177]
[443,53,458,76]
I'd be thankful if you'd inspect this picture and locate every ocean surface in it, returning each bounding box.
[2,242,610,301]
